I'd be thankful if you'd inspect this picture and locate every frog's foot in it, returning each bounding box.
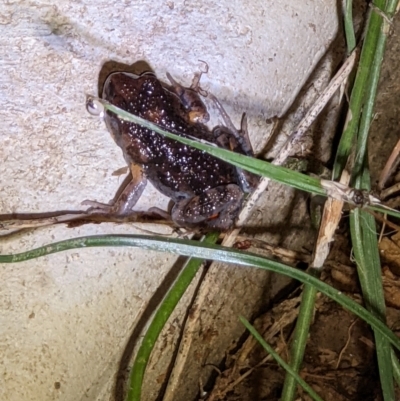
[81,199,124,215]
[81,193,140,216]
[166,70,209,124]
[171,184,244,231]
[147,207,172,221]
[81,199,110,212]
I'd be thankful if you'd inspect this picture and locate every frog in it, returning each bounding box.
[85,69,258,231]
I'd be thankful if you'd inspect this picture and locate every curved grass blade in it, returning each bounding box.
[1,234,400,354]
[280,272,319,400]
[91,99,324,196]
[240,316,324,401]
[127,232,219,401]
[92,100,400,220]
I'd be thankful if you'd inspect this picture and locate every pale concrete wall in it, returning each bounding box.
[0,1,338,400]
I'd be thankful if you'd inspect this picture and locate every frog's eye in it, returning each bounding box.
[86,95,105,118]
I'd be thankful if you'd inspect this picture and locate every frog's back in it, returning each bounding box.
[103,72,239,201]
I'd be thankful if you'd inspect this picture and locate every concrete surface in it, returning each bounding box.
[0,1,338,400]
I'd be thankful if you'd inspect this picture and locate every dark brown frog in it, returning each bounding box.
[86,70,258,230]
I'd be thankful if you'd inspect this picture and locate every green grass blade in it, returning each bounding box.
[333,0,385,180]
[391,349,400,386]
[350,207,394,400]
[98,102,400,220]
[352,1,398,183]
[100,102,324,196]
[280,272,319,400]
[2,234,400,353]
[348,1,400,398]
[240,316,324,401]
[344,0,356,53]
[127,232,219,401]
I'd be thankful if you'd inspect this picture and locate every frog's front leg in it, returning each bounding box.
[82,164,147,215]
[171,184,244,231]
[190,60,209,96]
[166,72,209,124]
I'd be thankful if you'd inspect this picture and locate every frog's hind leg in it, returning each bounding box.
[82,164,147,215]
[209,93,254,156]
[213,113,259,192]
[171,184,244,231]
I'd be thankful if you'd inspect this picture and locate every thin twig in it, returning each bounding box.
[336,319,358,369]
[378,137,400,190]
